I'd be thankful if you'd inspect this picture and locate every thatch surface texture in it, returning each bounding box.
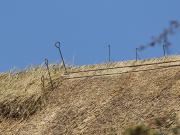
[0,56,180,135]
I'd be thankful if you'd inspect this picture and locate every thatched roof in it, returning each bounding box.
[0,56,180,135]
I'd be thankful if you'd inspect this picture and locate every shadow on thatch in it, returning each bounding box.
[0,95,45,120]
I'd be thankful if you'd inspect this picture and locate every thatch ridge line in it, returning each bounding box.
[65,63,180,79]
[68,58,180,74]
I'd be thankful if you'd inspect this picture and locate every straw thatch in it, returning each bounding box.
[0,56,180,135]
[0,65,64,120]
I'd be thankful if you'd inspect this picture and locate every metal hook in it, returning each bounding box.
[55,41,61,49]
[44,58,54,90]
[54,41,67,74]
[41,75,45,88]
[45,58,49,66]
[108,44,111,62]
[163,38,168,57]
[136,48,140,61]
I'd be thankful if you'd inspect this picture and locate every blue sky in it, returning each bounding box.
[0,0,180,72]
